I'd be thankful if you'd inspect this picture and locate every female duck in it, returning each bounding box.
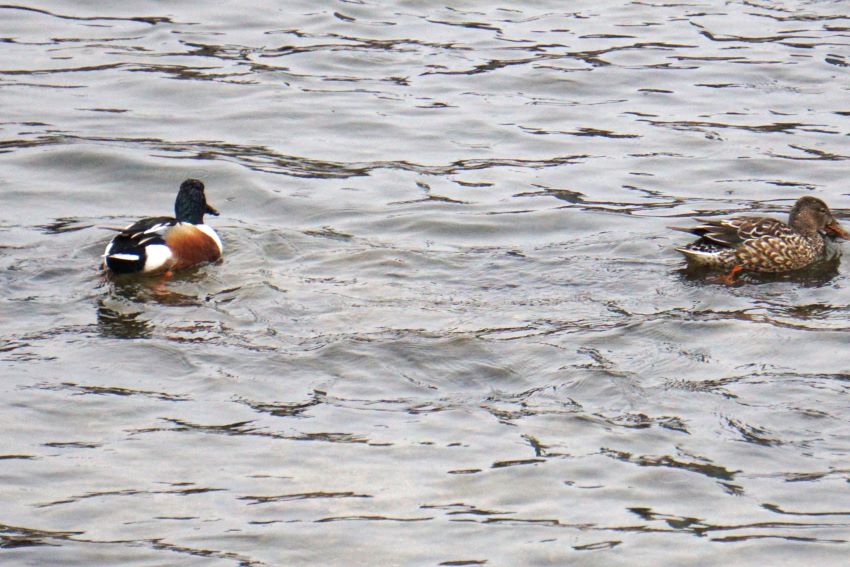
[673,196,849,281]
[103,179,223,274]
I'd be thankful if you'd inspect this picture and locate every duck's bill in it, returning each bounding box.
[206,203,220,216]
[826,221,850,239]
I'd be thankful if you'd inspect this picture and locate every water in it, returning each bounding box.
[2,1,850,565]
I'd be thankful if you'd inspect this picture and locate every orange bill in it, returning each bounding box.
[825,220,850,239]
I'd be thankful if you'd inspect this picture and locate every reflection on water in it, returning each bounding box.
[678,254,842,288]
[2,1,850,565]
[96,301,152,339]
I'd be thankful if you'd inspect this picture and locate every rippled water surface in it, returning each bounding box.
[3,1,850,565]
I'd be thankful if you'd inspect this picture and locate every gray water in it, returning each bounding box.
[2,1,850,565]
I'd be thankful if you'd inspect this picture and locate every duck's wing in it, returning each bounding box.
[104,216,177,273]
[120,216,177,240]
[672,216,792,247]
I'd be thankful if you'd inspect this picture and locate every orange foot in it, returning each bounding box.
[722,265,743,285]
[152,270,174,294]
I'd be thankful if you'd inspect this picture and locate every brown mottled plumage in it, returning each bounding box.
[672,196,849,277]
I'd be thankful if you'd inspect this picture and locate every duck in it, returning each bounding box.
[672,196,849,282]
[103,178,222,275]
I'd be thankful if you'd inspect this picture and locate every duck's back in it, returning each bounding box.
[104,216,177,274]
[674,215,822,272]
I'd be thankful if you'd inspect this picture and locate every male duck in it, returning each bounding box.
[673,196,849,281]
[103,178,222,274]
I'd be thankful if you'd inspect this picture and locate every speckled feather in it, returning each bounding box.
[675,218,820,271]
[672,197,846,273]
